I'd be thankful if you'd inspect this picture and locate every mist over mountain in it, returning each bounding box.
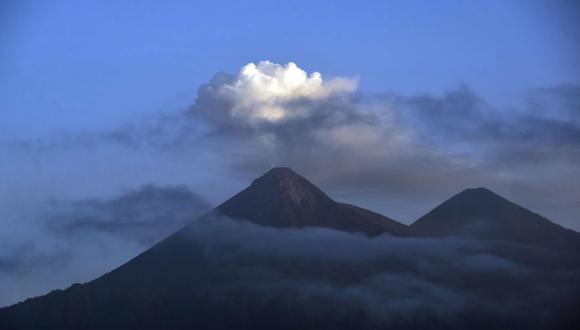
[1,168,579,330]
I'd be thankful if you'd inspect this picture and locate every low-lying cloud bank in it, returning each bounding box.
[50,215,577,329]
[171,217,580,329]
[5,215,578,329]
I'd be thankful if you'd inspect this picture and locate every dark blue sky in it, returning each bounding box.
[2,0,579,137]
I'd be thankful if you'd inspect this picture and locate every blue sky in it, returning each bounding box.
[2,0,579,137]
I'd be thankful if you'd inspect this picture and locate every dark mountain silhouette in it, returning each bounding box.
[410,187,580,252]
[1,169,580,330]
[217,167,407,236]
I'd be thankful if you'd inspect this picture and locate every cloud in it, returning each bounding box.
[45,184,211,245]
[189,61,412,181]
[186,69,580,230]
[0,185,211,307]
[194,61,357,126]
[11,216,575,328]
[173,216,580,328]
[10,61,571,230]
[398,84,580,147]
[526,84,580,124]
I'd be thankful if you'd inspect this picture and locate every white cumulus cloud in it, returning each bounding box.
[217,61,357,123]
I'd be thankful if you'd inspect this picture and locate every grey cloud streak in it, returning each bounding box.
[0,185,211,307]
[45,184,211,246]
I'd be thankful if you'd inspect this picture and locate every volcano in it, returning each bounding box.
[217,167,407,236]
[409,187,580,252]
[1,168,579,330]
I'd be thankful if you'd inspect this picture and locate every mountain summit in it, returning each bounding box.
[218,167,407,236]
[410,187,580,251]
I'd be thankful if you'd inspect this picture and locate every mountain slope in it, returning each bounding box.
[409,187,580,252]
[217,167,407,236]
